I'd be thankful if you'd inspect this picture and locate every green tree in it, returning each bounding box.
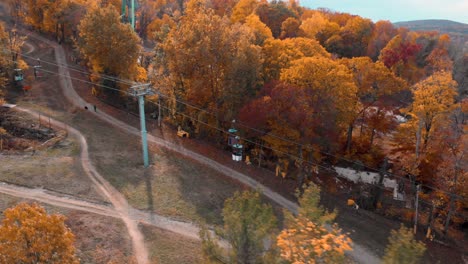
[201,191,278,264]
[297,183,336,225]
[382,225,426,264]
[0,203,79,264]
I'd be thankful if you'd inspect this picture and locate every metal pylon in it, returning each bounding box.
[129,83,153,167]
[121,0,136,29]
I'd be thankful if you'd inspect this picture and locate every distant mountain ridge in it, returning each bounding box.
[394,19,468,35]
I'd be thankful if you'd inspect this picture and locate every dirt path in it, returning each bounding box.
[15,107,150,264]
[0,179,202,241]
[25,31,380,264]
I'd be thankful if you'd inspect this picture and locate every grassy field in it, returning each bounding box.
[140,224,203,263]
[0,110,104,202]
[70,111,247,226]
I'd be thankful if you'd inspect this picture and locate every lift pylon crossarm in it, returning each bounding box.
[128,83,153,96]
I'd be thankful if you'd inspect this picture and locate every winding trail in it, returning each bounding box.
[25,31,380,264]
[15,107,151,264]
[0,180,201,241]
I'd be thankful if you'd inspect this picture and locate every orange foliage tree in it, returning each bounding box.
[77,5,146,93]
[0,203,79,264]
[161,0,262,128]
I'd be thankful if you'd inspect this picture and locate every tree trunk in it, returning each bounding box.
[369,128,376,147]
[258,142,263,168]
[239,222,250,264]
[426,203,435,239]
[415,119,423,159]
[55,23,59,41]
[346,123,354,154]
[158,97,161,127]
[61,23,65,42]
[373,158,388,209]
[444,159,460,235]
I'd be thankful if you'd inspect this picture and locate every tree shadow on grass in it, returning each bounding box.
[144,168,154,216]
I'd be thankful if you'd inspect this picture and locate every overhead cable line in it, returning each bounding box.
[9,53,466,201]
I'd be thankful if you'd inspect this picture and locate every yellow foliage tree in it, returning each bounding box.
[244,14,273,45]
[0,22,9,91]
[262,37,330,82]
[411,71,458,148]
[280,56,358,129]
[277,218,352,264]
[231,0,259,23]
[392,71,458,179]
[0,203,79,264]
[277,184,352,264]
[300,12,328,39]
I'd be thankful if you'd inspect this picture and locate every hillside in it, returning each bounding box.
[395,20,467,97]
[394,19,468,35]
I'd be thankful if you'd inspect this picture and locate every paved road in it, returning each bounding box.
[26,31,380,264]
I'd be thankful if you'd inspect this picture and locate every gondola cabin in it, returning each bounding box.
[228,128,239,146]
[232,142,243,162]
[14,69,23,82]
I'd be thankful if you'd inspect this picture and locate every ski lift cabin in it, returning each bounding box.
[228,120,243,161]
[232,142,243,162]
[14,69,23,82]
[228,128,239,146]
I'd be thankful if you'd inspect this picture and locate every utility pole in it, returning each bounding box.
[158,97,161,127]
[129,83,153,167]
[373,157,388,209]
[414,184,420,234]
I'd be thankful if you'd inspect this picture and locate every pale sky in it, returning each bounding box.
[300,0,468,24]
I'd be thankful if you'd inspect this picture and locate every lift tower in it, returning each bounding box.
[122,1,153,167]
[129,83,153,167]
[121,0,136,29]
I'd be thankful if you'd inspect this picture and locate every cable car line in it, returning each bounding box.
[4,53,466,202]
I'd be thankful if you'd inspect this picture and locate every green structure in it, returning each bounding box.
[129,84,153,167]
[228,121,243,162]
[121,0,136,29]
